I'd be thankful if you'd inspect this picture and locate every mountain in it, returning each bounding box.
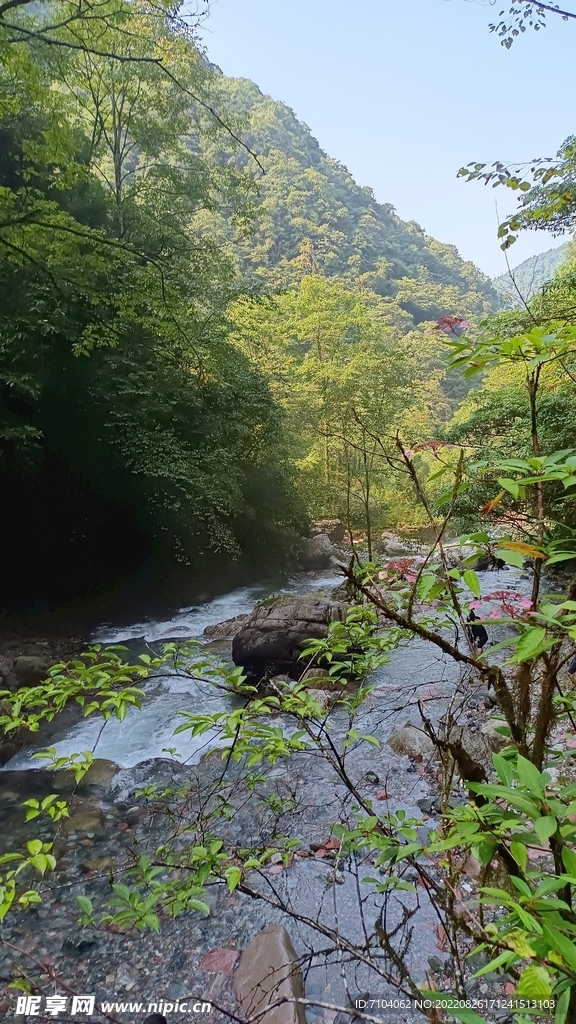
[493,242,572,309]
[203,74,498,323]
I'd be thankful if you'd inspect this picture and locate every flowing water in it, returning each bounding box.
[5,571,339,770]
[0,564,535,1019]
[3,564,529,772]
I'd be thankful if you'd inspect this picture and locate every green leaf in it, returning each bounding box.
[485,636,522,655]
[76,896,93,917]
[510,841,528,871]
[561,847,576,875]
[473,950,515,976]
[361,734,380,747]
[496,548,524,568]
[533,816,557,844]
[225,866,242,893]
[463,569,481,599]
[506,934,538,960]
[516,965,553,1000]
[515,627,547,663]
[497,478,520,499]
[395,843,422,860]
[516,754,545,798]
[474,783,539,816]
[541,923,576,971]
[546,551,576,566]
[187,897,210,915]
[555,988,570,1024]
[493,752,513,785]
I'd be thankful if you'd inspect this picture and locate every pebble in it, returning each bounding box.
[428,955,445,974]
[116,962,140,990]
[167,982,188,998]
[61,936,95,957]
[417,797,437,815]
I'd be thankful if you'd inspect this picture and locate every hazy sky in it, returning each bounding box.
[199,0,576,277]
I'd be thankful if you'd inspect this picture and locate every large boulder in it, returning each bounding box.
[232,593,349,680]
[0,656,13,683]
[81,758,122,791]
[312,519,346,545]
[300,533,336,567]
[203,614,249,640]
[378,532,412,556]
[233,926,306,1024]
[5,654,51,690]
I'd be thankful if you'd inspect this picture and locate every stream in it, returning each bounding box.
[0,565,532,1022]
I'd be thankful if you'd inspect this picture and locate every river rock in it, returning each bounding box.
[312,519,346,544]
[203,614,249,640]
[378,532,412,556]
[300,667,341,691]
[462,853,483,880]
[5,655,51,690]
[387,724,438,760]
[306,689,337,712]
[110,757,192,801]
[233,925,306,1024]
[480,719,509,753]
[301,534,336,567]
[81,759,122,791]
[232,593,349,680]
[63,797,105,833]
[330,578,357,601]
[0,656,13,682]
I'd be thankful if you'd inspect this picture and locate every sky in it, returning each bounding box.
[198,0,576,278]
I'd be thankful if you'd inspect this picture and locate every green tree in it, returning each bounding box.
[0,3,304,604]
[230,276,420,547]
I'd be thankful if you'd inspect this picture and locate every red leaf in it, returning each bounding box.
[200,948,239,974]
[375,791,390,801]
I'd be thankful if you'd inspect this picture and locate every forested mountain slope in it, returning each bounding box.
[204,74,498,323]
[493,241,572,308]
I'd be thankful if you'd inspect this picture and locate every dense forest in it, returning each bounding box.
[0,0,505,608]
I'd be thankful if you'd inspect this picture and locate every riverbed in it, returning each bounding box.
[0,565,528,1023]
